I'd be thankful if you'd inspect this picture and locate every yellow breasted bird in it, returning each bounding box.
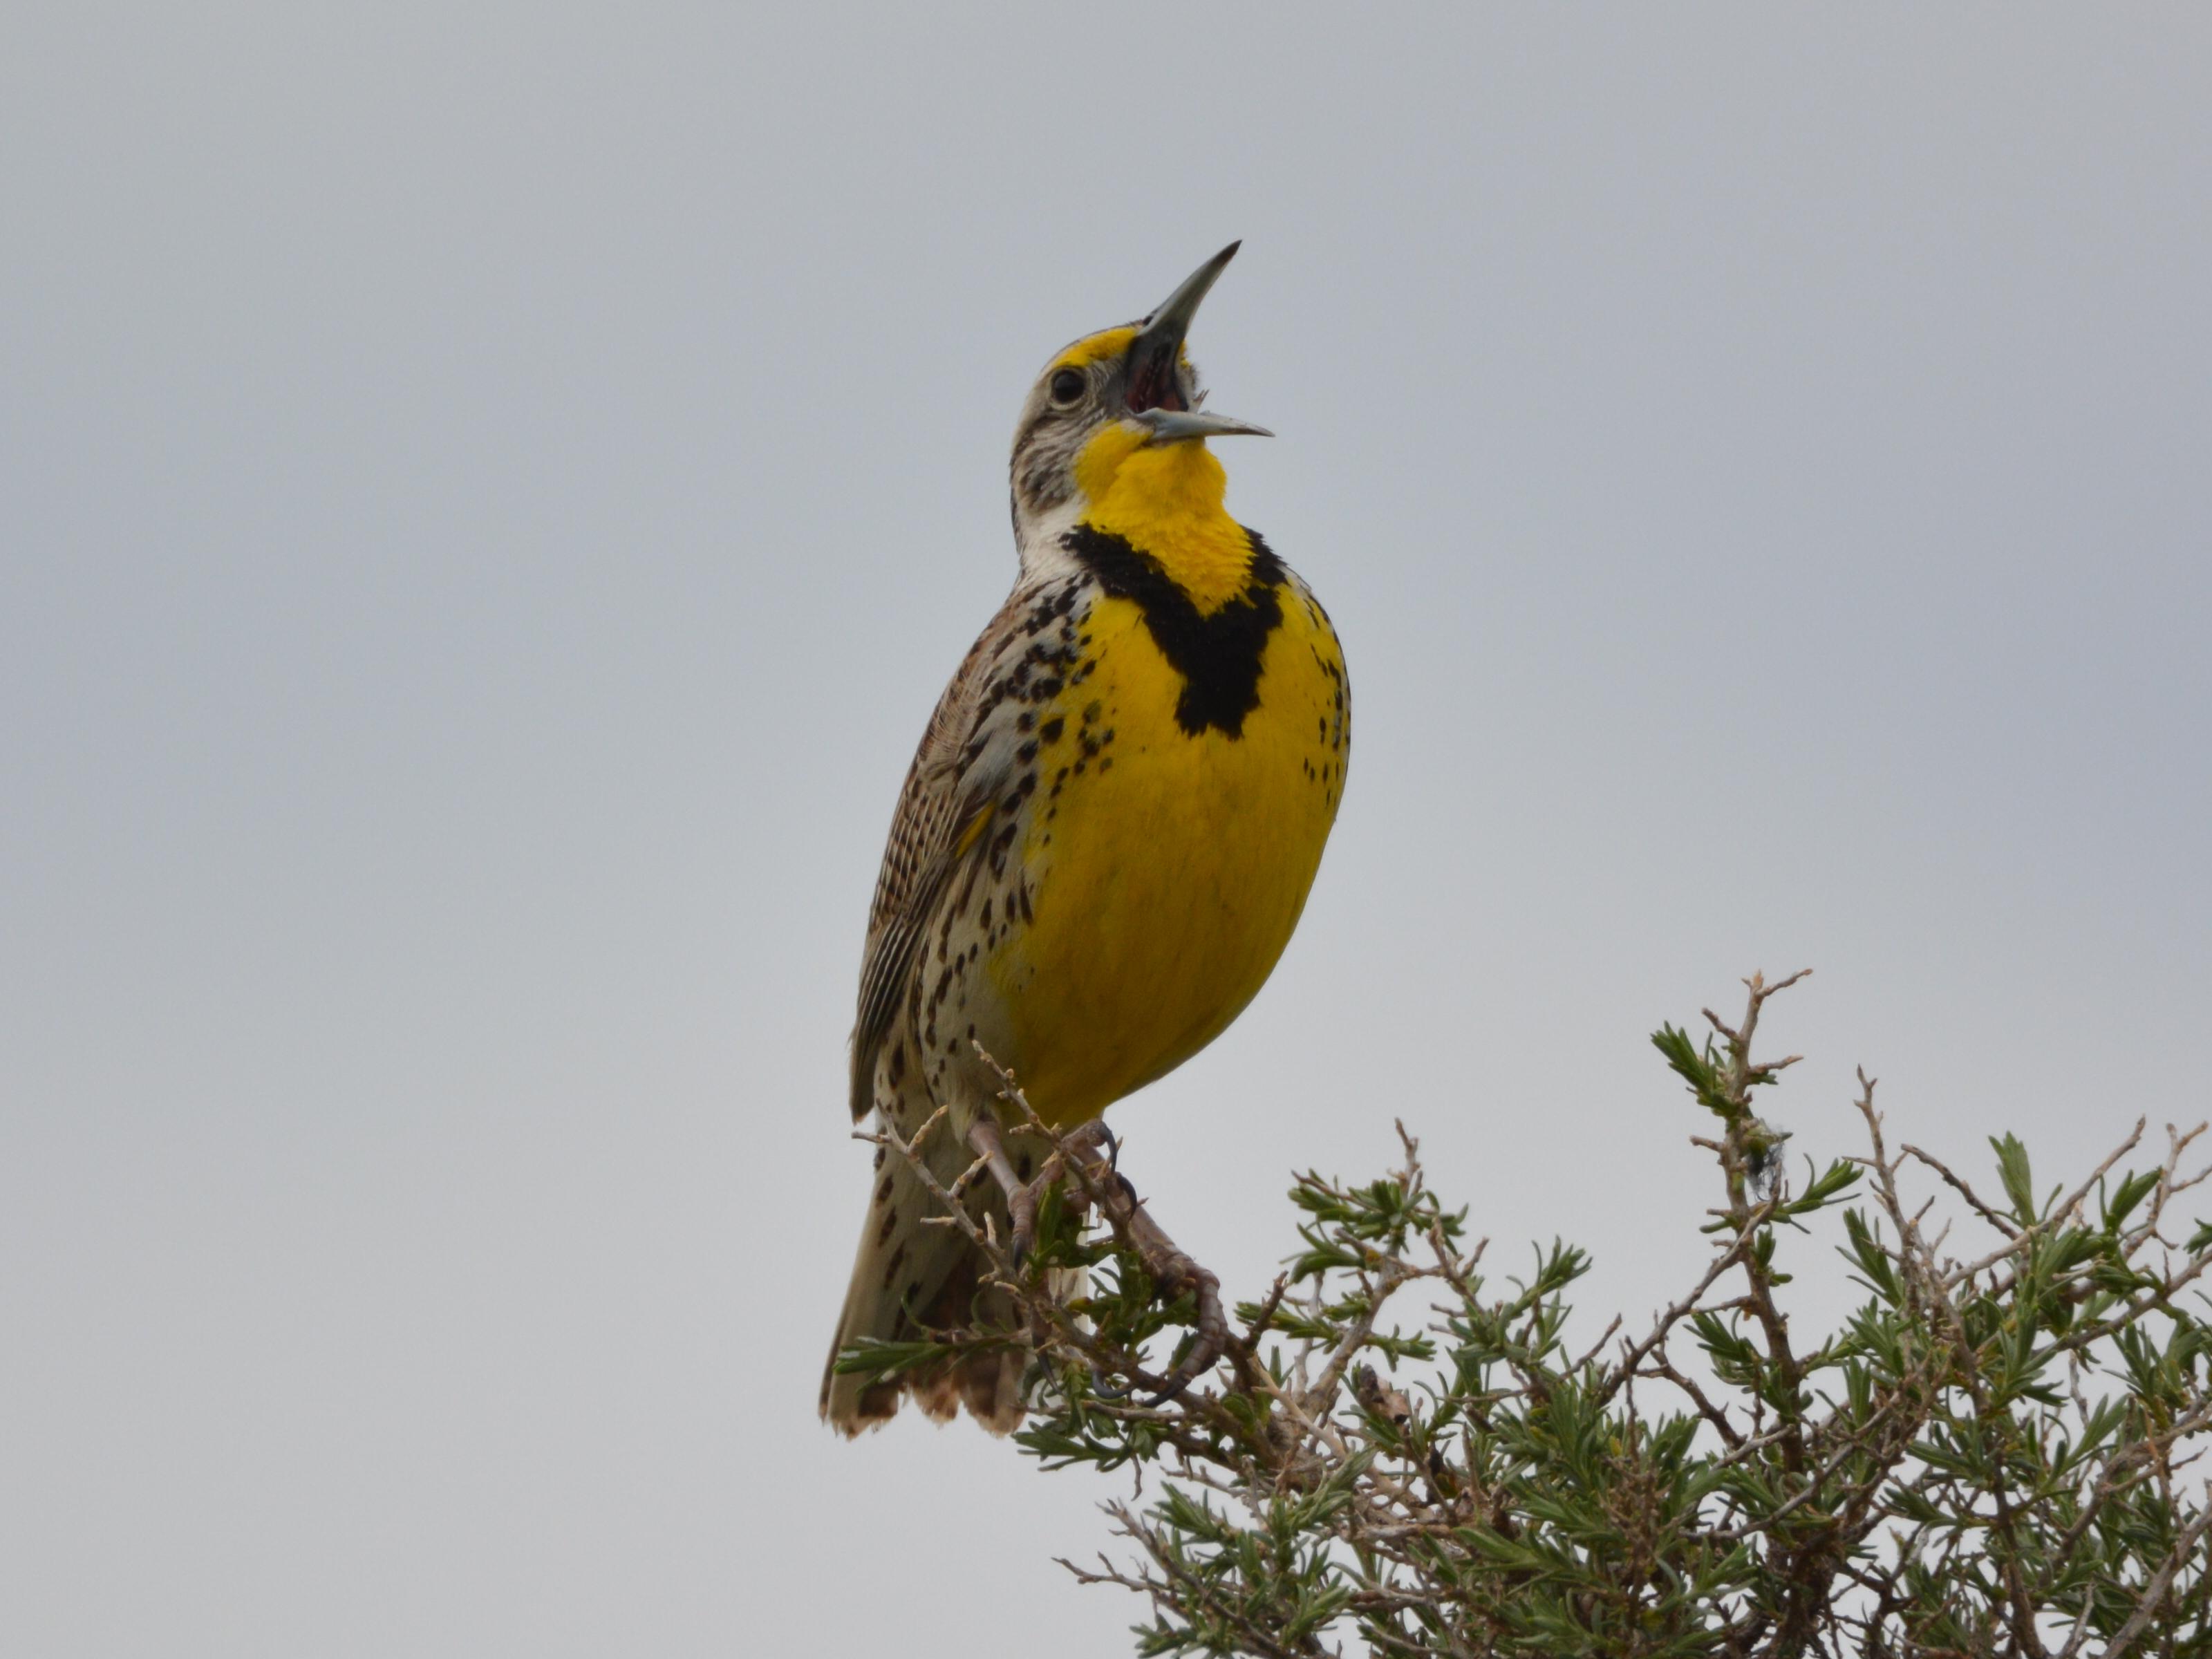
[822,244,1349,1434]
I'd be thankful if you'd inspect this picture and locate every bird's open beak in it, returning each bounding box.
[1126,242,1273,444]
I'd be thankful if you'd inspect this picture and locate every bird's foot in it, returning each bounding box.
[962,1116,1222,1402]
[1094,1170,1226,1405]
[964,1116,1116,1270]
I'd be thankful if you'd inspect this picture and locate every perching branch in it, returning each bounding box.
[844,973,2212,1657]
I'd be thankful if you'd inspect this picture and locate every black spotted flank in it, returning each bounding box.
[1063,525,1286,738]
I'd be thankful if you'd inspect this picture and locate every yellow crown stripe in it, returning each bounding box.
[1051,327,1138,371]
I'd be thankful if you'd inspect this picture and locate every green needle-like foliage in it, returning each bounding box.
[847,973,2212,1657]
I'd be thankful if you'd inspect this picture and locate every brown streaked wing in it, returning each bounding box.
[846,603,1023,1121]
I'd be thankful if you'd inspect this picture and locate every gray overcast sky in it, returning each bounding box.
[4,6,2208,1655]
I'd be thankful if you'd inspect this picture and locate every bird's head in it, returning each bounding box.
[1009,242,1270,551]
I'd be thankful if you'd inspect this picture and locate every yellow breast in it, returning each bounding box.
[986,527,1348,1127]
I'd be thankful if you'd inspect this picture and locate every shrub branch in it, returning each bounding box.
[844,973,2212,1657]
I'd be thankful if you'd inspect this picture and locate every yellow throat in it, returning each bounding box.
[1071,422,1262,613]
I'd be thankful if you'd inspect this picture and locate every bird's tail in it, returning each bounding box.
[818,1113,1027,1436]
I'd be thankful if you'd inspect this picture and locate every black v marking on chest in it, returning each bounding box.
[1063,523,1286,739]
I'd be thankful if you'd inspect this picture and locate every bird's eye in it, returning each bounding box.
[1049,368,1085,406]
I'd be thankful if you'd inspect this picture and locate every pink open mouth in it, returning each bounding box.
[1126,349,1186,415]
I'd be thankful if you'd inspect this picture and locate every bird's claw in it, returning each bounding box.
[974,1115,1118,1274]
[1087,1360,1136,1403]
[1007,1181,1041,1271]
[966,1114,1226,1404]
